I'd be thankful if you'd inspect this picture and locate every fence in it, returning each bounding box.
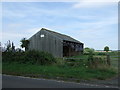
[63,55,111,67]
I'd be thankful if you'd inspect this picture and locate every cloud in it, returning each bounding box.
[1,0,119,2]
[73,0,118,8]
[69,26,118,50]
[8,23,22,27]
[2,2,118,50]
[2,32,25,40]
[2,30,32,48]
[26,27,42,37]
[59,14,117,49]
[0,32,2,42]
[3,9,26,18]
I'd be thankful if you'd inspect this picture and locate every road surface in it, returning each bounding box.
[2,75,118,88]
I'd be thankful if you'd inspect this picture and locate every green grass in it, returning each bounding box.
[2,62,117,80]
[2,51,118,81]
[71,52,118,71]
[110,56,118,70]
[0,62,2,74]
[71,54,88,60]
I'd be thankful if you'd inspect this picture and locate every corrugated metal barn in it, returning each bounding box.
[28,28,84,57]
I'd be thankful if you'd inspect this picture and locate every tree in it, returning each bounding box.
[4,40,16,52]
[11,42,15,52]
[84,47,95,54]
[104,46,109,52]
[20,38,29,51]
[104,46,110,66]
[16,48,22,52]
[6,40,11,52]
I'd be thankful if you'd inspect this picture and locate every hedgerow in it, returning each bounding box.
[2,50,56,65]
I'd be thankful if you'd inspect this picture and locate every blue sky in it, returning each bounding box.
[1,1,118,50]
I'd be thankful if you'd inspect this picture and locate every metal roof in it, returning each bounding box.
[41,28,83,44]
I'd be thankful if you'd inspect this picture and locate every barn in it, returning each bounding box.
[28,28,84,57]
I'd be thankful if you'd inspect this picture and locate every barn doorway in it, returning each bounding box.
[63,41,75,57]
[63,40,83,57]
[63,45,69,57]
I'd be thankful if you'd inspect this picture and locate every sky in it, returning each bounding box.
[1,0,118,50]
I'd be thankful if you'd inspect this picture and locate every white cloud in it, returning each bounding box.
[69,27,118,50]
[26,27,41,37]
[59,14,117,50]
[2,32,25,40]
[2,27,41,42]
[73,0,118,8]
[2,2,118,50]
[1,0,119,2]
[3,9,26,18]
[8,24,22,27]
[75,0,119,2]
[0,32,2,42]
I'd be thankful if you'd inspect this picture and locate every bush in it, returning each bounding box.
[55,58,65,66]
[87,55,107,69]
[2,50,56,65]
[84,47,95,55]
[94,52,106,55]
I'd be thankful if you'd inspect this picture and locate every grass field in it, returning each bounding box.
[71,51,118,70]
[110,56,118,70]
[3,61,117,80]
[2,51,118,80]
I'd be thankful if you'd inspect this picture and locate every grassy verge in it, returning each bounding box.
[3,62,117,81]
[2,51,118,81]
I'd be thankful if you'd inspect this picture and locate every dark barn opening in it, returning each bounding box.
[63,40,83,57]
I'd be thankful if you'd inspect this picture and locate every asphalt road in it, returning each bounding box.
[2,75,118,88]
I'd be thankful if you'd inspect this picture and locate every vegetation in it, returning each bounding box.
[70,51,118,70]
[4,40,15,52]
[84,47,95,55]
[2,50,56,65]
[2,43,118,81]
[2,50,118,80]
[3,62,116,80]
[104,46,109,52]
[20,38,29,51]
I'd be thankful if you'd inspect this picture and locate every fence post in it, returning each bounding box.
[107,54,111,66]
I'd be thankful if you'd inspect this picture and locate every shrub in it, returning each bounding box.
[84,47,95,55]
[87,54,94,67]
[55,58,65,66]
[2,50,56,65]
[95,52,106,55]
[87,55,107,69]
[64,58,85,67]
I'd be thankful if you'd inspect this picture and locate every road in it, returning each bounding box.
[2,75,118,88]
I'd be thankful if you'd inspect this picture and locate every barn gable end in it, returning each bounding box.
[28,28,84,57]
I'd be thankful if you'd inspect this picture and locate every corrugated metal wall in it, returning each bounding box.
[28,30,63,57]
